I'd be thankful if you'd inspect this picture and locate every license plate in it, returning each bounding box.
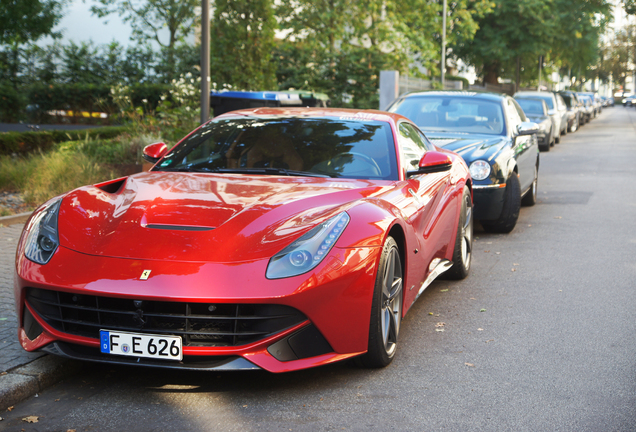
[100,330,183,361]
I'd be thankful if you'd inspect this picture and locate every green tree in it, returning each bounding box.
[0,0,65,45]
[90,0,198,78]
[276,0,489,107]
[210,0,277,90]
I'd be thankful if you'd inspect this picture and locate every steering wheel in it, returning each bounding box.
[333,152,382,176]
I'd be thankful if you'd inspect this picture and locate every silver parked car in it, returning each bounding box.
[514,91,565,143]
[514,91,563,143]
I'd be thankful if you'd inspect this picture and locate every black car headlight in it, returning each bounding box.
[24,198,62,265]
[469,160,491,181]
[266,212,350,279]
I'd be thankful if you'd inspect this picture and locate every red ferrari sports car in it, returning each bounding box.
[14,108,473,373]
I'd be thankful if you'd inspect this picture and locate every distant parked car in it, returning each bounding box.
[579,92,602,115]
[578,94,595,121]
[388,91,540,233]
[514,91,565,143]
[623,95,636,107]
[515,97,553,151]
[558,91,583,132]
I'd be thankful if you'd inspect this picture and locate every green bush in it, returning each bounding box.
[0,126,129,156]
[26,82,171,123]
[0,81,26,122]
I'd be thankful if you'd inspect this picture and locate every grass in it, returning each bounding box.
[0,132,162,208]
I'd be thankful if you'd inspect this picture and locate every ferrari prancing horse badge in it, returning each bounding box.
[140,270,151,280]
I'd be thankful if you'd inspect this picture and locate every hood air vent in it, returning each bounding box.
[146,224,214,231]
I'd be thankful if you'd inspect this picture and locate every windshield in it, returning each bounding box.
[516,98,545,116]
[155,117,398,180]
[389,96,505,135]
[560,94,573,108]
[516,93,554,110]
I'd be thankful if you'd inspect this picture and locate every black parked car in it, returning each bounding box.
[515,97,553,151]
[388,91,539,233]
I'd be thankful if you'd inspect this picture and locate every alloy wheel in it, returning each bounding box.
[381,247,403,357]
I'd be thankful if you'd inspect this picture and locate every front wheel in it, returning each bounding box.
[481,173,521,234]
[357,236,403,368]
[445,186,473,280]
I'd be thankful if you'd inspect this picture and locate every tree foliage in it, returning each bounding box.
[90,0,198,77]
[0,0,65,45]
[210,0,277,90]
[452,0,611,86]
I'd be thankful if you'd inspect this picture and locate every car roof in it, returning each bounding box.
[399,90,506,102]
[213,107,405,124]
[515,91,555,98]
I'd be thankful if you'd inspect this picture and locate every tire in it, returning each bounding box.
[521,165,538,207]
[481,172,521,234]
[569,116,578,133]
[445,186,473,280]
[539,140,550,152]
[357,236,403,368]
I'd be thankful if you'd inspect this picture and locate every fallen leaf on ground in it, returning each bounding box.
[554,216,562,219]
[480,309,486,312]
[440,289,448,292]
[428,312,433,315]
[485,339,494,343]
[513,263,519,266]
[22,416,39,423]
[0,372,6,376]
[7,407,13,411]
[435,328,445,332]
[67,430,76,432]
[495,252,501,255]
[484,250,490,253]
[477,328,483,331]
[470,297,475,300]
[465,363,475,367]
[511,268,516,272]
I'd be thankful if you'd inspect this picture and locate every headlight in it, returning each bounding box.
[539,121,551,132]
[469,160,491,181]
[266,212,350,279]
[24,198,62,265]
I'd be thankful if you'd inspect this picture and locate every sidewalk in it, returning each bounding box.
[0,216,79,409]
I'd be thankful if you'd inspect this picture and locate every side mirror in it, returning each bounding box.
[407,151,452,177]
[517,122,539,136]
[143,142,168,164]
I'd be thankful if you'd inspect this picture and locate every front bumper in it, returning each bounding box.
[472,184,506,221]
[15,244,379,373]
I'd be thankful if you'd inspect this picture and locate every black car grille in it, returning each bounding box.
[25,287,307,347]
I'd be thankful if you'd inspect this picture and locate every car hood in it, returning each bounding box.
[526,114,549,123]
[57,171,389,262]
[423,132,508,163]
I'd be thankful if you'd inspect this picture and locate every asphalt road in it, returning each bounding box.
[2,107,636,432]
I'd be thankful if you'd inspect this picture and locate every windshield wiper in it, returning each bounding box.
[218,168,331,178]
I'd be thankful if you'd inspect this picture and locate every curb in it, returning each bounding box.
[0,211,31,227]
[0,356,82,410]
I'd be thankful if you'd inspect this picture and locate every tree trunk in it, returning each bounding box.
[483,62,500,85]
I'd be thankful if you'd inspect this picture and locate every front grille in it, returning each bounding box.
[25,287,306,347]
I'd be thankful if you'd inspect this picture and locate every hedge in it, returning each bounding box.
[0,126,129,156]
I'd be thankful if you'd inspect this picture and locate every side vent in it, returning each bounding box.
[95,177,127,194]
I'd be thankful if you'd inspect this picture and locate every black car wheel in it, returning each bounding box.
[481,173,521,234]
[445,186,473,280]
[521,166,538,207]
[358,236,403,368]
[569,116,578,133]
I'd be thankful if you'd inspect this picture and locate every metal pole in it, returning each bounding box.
[538,55,542,91]
[200,0,210,124]
[441,0,447,89]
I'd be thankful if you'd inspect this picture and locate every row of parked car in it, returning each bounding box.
[387,89,609,236]
[513,90,605,151]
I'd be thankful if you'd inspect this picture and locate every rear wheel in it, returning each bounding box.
[569,116,578,133]
[481,173,521,234]
[445,186,473,280]
[358,237,403,368]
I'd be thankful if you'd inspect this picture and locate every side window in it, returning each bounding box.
[511,99,527,122]
[506,98,523,131]
[398,122,428,172]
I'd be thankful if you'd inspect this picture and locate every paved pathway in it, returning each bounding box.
[0,222,44,373]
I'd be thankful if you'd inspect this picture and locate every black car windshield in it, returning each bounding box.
[560,94,574,108]
[154,116,399,180]
[516,98,545,116]
[389,96,505,135]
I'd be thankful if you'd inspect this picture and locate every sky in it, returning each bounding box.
[50,0,134,46]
